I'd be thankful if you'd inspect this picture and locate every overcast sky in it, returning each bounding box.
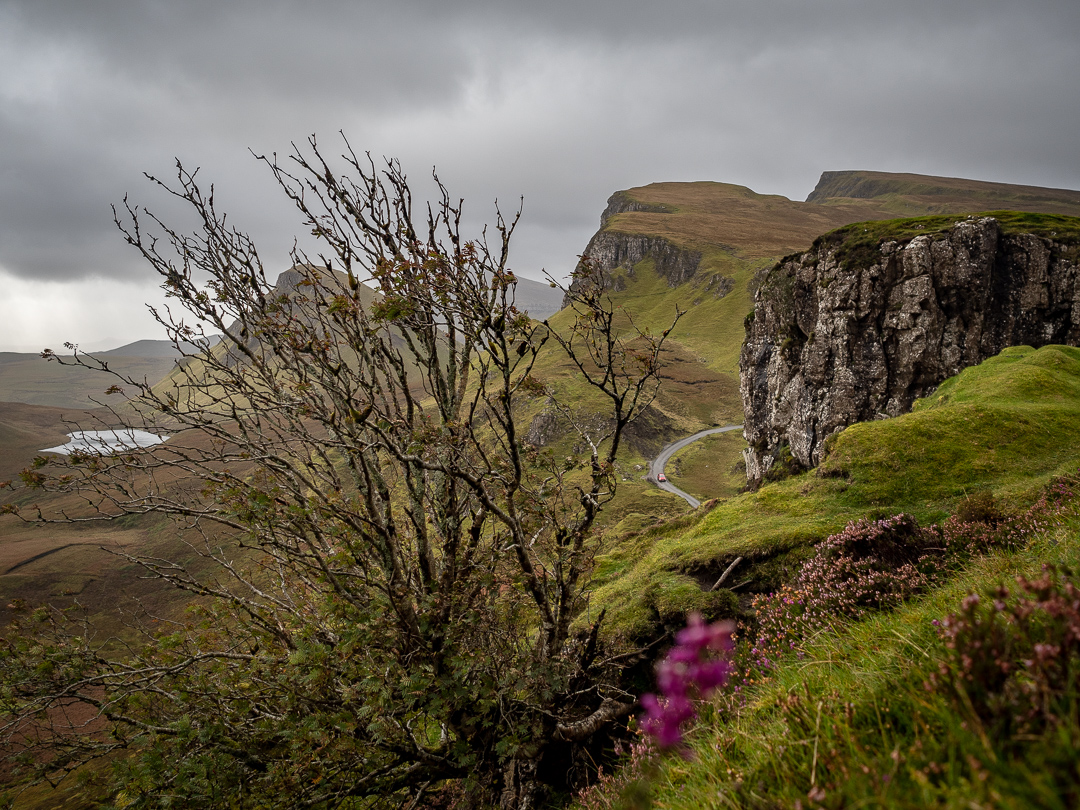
[1,0,1078,351]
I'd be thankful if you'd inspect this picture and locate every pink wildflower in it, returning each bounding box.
[640,613,734,750]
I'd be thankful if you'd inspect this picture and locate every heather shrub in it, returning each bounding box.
[929,565,1080,747]
[575,615,734,809]
[574,737,656,810]
[934,487,1065,559]
[954,490,1002,525]
[639,614,734,750]
[744,475,1080,677]
[748,514,940,672]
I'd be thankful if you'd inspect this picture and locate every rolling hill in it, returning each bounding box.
[0,350,181,410]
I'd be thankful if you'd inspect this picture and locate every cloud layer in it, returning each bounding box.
[1,0,1078,350]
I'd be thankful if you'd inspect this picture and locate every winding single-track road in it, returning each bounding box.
[649,425,744,508]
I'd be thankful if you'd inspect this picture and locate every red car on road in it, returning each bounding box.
[656,473,667,482]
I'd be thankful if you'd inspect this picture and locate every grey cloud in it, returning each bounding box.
[0,0,1078,302]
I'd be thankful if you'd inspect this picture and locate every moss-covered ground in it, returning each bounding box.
[589,345,1080,638]
[577,343,1080,808]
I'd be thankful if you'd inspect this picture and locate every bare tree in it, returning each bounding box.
[0,137,680,809]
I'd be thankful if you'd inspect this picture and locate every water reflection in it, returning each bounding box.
[42,429,168,455]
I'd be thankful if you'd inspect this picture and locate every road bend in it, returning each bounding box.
[648,425,744,508]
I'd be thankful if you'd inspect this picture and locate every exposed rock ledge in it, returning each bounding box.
[599,190,675,225]
[567,192,702,304]
[582,231,702,289]
[741,216,1080,487]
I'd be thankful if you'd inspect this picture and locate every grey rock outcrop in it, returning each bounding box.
[741,216,1080,487]
[566,192,702,305]
[599,191,675,224]
[582,231,702,289]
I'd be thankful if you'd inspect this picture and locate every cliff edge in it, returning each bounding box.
[574,191,703,296]
[741,213,1080,487]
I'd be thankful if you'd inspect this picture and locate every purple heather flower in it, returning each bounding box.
[689,659,732,692]
[657,660,689,697]
[640,614,735,750]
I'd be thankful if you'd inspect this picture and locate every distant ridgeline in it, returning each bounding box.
[741,210,1080,488]
[575,170,1080,301]
[806,170,1080,218]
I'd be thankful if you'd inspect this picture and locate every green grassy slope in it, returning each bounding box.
[576,343,1080,809]
[599,516,1080,809]
[590,344,1080,638]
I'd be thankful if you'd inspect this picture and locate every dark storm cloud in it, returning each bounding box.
[0,0,479,281]
[0,0,1078,348]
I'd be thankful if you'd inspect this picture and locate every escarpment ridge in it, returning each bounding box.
[807,170,1080,218]
[566,171,1080,457]
[577,171,1080,301]
[575,189,704,292]
[741,212,1080,487]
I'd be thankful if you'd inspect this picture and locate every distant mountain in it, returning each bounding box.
[511,276,564,320]
[0,336,227,410]
[807,170,1080,217]
[271,264,563,320]
[146,266,565,413]
[97,337,221,358]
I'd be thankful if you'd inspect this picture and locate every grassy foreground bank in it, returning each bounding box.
[581,502,1080,809]
[576,344,1080,808]
[589,344,1080,639]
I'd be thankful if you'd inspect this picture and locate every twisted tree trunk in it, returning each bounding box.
[500,757,542,810]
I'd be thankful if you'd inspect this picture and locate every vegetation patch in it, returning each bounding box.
[663,431,747,503]
[581,480,1080,810]
[591,344,1080,639]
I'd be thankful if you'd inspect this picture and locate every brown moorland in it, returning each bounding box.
[0,352,180,411]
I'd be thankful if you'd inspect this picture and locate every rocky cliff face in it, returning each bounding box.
[598,190,675,223]
[572,192,702,297]
[581,231,702,289]
[741,216,1080,487]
